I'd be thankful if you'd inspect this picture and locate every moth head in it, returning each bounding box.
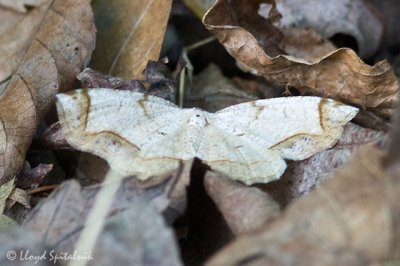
[188,109,208,128]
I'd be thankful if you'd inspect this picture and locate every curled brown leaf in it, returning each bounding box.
[203,0,399,118]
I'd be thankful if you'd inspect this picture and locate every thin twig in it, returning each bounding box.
[26,184,58,194]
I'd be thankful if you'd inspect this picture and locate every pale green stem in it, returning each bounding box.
[68,169,122,266]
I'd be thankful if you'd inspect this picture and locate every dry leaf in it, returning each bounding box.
[0,1,52,82]
[184,64,259,112]
[275,27,337,61]
[207,145,399,266]
[24,178,183,265]
[23,179,142,244]
[78,68,146,92]
[161,159,193,223]
[0,177,15,213]
[262,123,385,206]
[8,187,30,209]
[179,161,235,266]
[259,0,383,58]
[0,177,15,226]
[0,0,95,184]
[232,76,283,100]
[56,88,357,185]
[87,202,183,266]
[90,0,172,79]
[0,177,15,221]
[35,122,72,150]
[55,162,212,262]
[74,159,191,225]
[142,60,181,101]
[75,153,110,184]
[353,109,392,132]
[204,171,280,235]
[203,0,399,118]
[79,60,179,101]
[16,163,52,189]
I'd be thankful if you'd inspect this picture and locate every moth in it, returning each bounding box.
[56,88,358,185]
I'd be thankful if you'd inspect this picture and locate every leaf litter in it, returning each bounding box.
[0,0,399,265]
[203,0,399,118]
[0,0,95,184]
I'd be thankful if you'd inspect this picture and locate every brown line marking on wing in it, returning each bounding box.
[138,94,149,117]
[251,101,265,120]
[85,130,141,151]
[81,89,91,130]
[268,133,320,150]
[140,156,181,162]
[318,98,328,130]
[201,159,269,166]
